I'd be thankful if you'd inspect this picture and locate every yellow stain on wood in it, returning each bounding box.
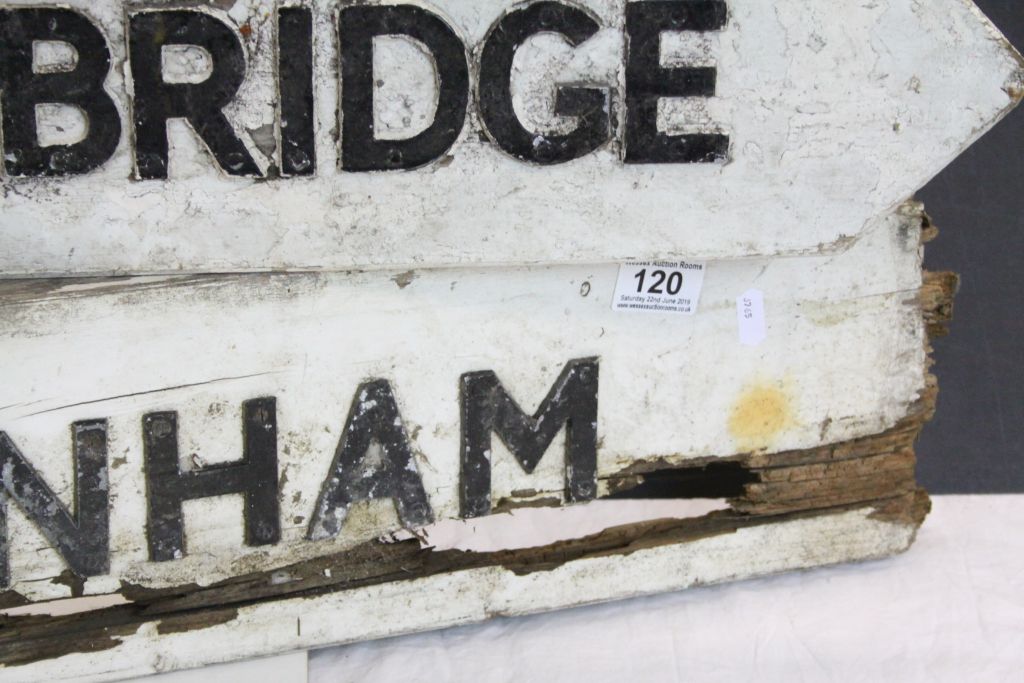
[729,384,792,451]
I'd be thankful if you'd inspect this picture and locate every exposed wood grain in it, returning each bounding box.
[0,497,923,668]
[920,271,960,339]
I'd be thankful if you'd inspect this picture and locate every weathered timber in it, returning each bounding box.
[920,270,960,339]
[0,207,932,601]
[0,262,950,666]
[0,499,927,667]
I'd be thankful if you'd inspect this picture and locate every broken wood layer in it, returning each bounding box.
[0,495,928,668]
[920,270,959,339]
[0,358,944,667]
[0,268,955,672]
[1,506,920,683]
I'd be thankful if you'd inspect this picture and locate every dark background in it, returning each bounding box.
[916,1,1023,492]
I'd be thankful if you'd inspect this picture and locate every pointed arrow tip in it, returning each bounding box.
[968,1,1024,105]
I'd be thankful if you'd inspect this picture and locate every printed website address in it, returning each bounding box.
[621,303,693,312]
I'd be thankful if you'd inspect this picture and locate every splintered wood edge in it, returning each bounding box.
[0,248,955,671]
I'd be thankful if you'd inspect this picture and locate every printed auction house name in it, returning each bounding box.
[0,1,729,178]
[0,359,598,587]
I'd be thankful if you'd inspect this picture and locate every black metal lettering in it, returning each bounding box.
[0,8,121,176]
[278,7,316,176]
[128,10,260,179]
[338,5,469,171]
[624,0,729,163]
[0,421,109,589]
[478,2,610,164]
[142,399,279,562]
[307,380,433,540]
[460,358,598,518]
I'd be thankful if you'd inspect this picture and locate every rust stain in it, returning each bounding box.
[728,384,792,451]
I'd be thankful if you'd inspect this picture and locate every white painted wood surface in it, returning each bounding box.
[0,0,1020,275]
[0,206,925,602]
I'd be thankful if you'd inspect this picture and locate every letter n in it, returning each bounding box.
[0,422,109,589]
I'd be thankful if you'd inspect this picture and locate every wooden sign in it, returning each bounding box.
[0,0,1020,274]
[0,0,1020,680]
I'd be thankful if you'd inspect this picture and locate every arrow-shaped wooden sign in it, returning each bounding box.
[0,1,1020,680]
[0,206,942,680]
[0,0,1020,275]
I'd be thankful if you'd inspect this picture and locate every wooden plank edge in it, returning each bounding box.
[0,503,923,682]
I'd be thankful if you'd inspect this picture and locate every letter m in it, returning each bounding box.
[459,358,598,518]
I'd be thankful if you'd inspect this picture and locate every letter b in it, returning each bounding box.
[0,8,121,176]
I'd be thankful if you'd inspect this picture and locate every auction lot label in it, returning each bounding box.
[0,0,1020,275]
[612,260,705,314]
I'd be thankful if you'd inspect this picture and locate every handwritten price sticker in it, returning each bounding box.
[737,289,766,346]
